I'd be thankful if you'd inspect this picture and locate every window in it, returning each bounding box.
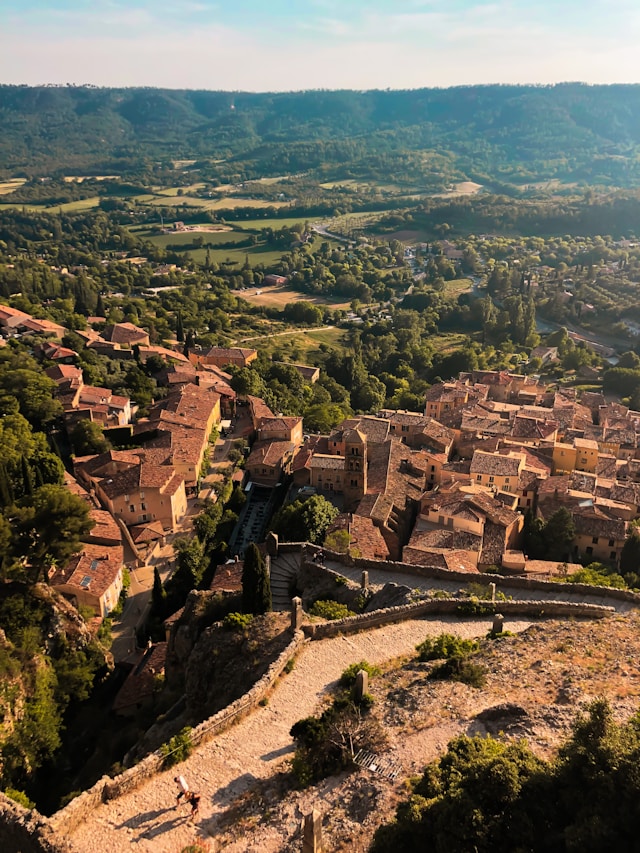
[124,494,130,502]
[351,447,359,456]
[608,539,615,547]
[431,465,436,472]
[141,503,147,511]
[401,425,409,432]
[504,477,510,484]
[586,546,593,556]
[140,491,145,500]
[489,476,495,483]
[610,552,617,560]
[350,479,358,487]
[129,505,135,512]
[592,536,599,544]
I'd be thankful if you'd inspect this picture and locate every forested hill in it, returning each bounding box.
[3,83,640,187]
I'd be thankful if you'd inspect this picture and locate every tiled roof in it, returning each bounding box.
[50,543,123,598]
[309,453,345,471]
[103,322,149,345]
[470,450,523,477]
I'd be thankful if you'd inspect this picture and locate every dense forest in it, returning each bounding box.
[3,84,640,186]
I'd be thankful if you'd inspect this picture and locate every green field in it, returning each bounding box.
[444,277,474,297]
[189,245,286,267]
[240,326,346,360]
[143,229,247,248]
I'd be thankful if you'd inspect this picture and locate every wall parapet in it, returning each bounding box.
[301,598,614,640]
[0,795,76,853]
[322,550,640,607]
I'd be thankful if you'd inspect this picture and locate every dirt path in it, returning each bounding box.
[66,616,532,852]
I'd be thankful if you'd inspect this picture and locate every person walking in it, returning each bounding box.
[187,791,201,822]
[174,775,189,808]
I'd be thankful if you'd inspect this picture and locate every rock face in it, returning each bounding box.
[183,611,292,722]
[0,583,111,795]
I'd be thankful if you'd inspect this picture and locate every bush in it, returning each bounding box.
[4,788,35,809]
[284,657,296,674]
[290,696,386,787]
[223,611,253,631]
[456,597,494,616]
[310,600,354,620]
[416,633,479,662]
[339,660,381,688]
[160,727,193,768]
[430,655,486,688]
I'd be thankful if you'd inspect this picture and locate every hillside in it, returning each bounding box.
[3,84,640,186]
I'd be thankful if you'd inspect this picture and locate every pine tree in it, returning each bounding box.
[176,311,185,343]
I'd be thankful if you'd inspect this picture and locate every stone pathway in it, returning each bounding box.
[65,615,532,852]
[325,560,635,614]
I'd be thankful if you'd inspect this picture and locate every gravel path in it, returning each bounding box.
[67,615,532,853]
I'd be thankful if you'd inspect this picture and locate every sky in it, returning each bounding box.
[0,0,639,91]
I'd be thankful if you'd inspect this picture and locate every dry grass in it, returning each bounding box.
[240,285,350,309]
[0,179,26,195]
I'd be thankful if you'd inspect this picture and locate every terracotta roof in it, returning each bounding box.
[210,561,244,592]
[50,543,123,599]
[470,450,524,477]
[103,322,149,345]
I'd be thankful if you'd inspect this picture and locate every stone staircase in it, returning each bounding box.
[269,551,301,611]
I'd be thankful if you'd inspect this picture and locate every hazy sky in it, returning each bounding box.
[1,0,638,91]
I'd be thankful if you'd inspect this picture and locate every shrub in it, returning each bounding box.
[160,727,193,768]
[223,611,253,631]
[416,633,479,662]
[456,597,494,616]
[284,657,296,674]
[310,600,354,620]
[290,696,386,787]
[430,655,486,688]
[339,660,381,688]
[4,788,35,809]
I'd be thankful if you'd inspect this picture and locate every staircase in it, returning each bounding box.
[269,551,301,611]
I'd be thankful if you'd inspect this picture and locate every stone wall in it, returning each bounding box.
[48,630,307,834]
[0,795,76,853]
[323,550,640,607]
[301,598,614,640]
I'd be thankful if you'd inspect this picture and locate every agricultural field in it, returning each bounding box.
[145,194,290,210]
[444,277,474,297]
[239,284,351,310]
[236,326,346,361]
[0,178,26,195]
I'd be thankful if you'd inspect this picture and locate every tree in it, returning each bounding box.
[151,566,166,617]
[241,543,271,615]
[544,507,575,561]
[70,420,110,457]
[12,484,93,583]
[271,495,339,544]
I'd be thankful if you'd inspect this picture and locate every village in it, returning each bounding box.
[1,299,636,640]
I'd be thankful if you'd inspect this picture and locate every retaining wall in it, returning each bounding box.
[48,629,307,835]
[323,550,640,607]
[0,795,75,853]
[301,597,614,640]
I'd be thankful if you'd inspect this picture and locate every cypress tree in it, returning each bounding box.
[151,566,166,617]
[20,456,34,498]
[242,544,272,615]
